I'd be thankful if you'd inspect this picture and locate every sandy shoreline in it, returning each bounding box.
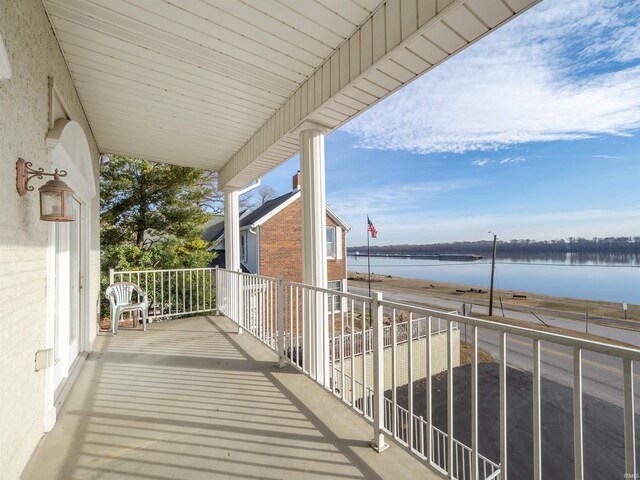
[347,271,638,323]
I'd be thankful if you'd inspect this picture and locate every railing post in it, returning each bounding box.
[370,291,389,452]
[277,278,286,368]
[109,268,114,286]
[499,332,508,480]
[214,267,219,316]
[236,272,243,334]
[533,339,542,480]
[471,325,478,480]
[624,358,636,478]
[573,347,584,480]
[447,319,454,478]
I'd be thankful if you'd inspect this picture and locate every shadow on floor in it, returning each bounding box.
[22,316,432,480]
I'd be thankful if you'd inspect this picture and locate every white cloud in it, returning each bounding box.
[592,154,629,159]
[472,159,490,167]
[329,178,483,220]
[470,156,525,167]
[500,156,526,164]
[342,0,640,155]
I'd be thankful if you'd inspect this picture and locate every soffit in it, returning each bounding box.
[219,0,541,187]
[43,0,383,170]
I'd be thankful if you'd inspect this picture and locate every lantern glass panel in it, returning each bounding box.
[65,192,74,217]
[41,190,62,217]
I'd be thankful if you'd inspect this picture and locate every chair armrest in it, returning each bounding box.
[131,284,148,305]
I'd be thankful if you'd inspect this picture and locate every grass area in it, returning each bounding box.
[459,341,494,365]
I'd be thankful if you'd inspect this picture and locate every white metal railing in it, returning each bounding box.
[213,268,640,480]
[110,268,216,321]
[331,369,500,479]
[332,315,457,360]
[216,268,279,347]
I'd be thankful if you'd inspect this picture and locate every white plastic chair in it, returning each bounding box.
[105,282,149,334]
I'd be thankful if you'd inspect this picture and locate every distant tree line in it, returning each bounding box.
[348,237,640,256]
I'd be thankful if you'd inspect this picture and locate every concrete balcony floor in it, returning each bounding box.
[23,316,437,479]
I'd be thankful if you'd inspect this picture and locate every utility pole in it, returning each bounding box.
[488,231,497,316]
[585,309,589,334]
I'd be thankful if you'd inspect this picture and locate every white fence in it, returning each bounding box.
[332,314,456,360]
[110,268,216,321]
[216,268,503,479]
[178,267,639,480]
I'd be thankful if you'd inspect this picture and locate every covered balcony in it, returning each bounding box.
[21,314,431,480]
[23,267,640,479]
[3,1,637,479]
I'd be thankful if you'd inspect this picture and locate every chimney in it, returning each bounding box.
[292,170,301,191]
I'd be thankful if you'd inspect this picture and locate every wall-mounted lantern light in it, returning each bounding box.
[16,158,76,222]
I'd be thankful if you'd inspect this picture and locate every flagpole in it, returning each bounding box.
[367,217,371,298]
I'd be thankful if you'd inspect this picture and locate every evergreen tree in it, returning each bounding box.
[100,155,217,313]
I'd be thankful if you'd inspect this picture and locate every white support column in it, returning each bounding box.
[296,121,329,385]
[224,188,241,272]
[224,187,242,333]
[371,291,389,452]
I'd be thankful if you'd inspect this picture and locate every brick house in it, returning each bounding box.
[204,172,350,298]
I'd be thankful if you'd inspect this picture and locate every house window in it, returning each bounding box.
[240,232,247,263]
[326,227,336,258]
[328,280,342,312]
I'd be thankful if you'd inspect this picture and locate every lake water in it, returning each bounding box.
[347,253,640,304]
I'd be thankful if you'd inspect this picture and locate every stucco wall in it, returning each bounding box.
[336,330,461,393]
[0,1,100,478]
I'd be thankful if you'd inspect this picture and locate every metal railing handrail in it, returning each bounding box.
[111,267,214,275]
[285,279,371,302]
[109,267,216,323]
[379,299,640,361]
[213,267,640,480]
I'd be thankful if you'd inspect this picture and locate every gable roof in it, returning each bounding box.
[208,250,250,273]
[202,221,225,243]
[202,190,350,243]
[239,190,299,228]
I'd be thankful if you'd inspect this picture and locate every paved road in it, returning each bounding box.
[350,285,640,407]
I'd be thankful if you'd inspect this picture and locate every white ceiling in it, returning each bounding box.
[44,0,382,169]
[44,0,539,187]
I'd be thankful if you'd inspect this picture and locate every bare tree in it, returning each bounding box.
[199,171,261,214]
[256,185,277,205]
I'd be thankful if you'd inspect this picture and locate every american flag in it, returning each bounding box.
[367,216,377,239]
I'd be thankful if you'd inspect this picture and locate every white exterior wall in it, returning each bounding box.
[0,1,100,478]
[244,228,259,274]
[337,330,461,392]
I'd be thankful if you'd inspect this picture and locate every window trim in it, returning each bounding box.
[326,226,336,259]
[240,231,248,263]
[327,280,342,312]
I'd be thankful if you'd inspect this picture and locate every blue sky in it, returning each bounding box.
[262,0,640,246]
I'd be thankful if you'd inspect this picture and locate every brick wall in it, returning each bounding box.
[259,197,347,283]
[259,196,347,343]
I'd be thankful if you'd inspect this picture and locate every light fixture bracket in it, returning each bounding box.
[16,158,67,196]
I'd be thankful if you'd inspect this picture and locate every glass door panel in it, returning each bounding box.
[68,198,81,363]
[53,197,82,391]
